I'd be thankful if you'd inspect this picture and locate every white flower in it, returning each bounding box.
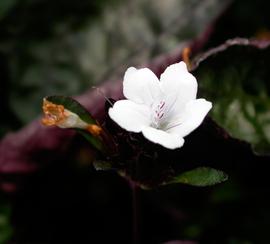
[109,61,212,149]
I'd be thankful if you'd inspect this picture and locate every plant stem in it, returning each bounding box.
[130,180,140,244]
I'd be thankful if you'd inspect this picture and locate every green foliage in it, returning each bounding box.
[0,0,230,127]
[0,0,120,126]
[195,44,270,154]
[77,130,105,153]
[165,167,228,187]
[0,0,17,20]
[0,203,12,244]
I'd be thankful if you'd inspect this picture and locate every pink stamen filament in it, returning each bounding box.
[166,121,183,130]
[159,113,164,119]
[159,101,165,109]
[155,101,166,120]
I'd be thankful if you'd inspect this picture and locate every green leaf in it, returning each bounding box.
[193,39,270,154]
[77,130,105,153]
[45,95,104,152]
[166,167,228,187]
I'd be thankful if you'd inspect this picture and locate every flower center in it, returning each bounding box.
[151,95,184,131]
[155,101,165,119]
[151,100,167,129]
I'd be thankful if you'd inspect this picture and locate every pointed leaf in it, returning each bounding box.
[77,130,105,153]
[167,167,228,187]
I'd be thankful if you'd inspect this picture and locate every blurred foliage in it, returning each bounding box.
[0,0,16,20]
[0,0,121,128]
[0,0,229,130]
[195,44,270,154]
[205,0,270,47]
[0,200,12,244]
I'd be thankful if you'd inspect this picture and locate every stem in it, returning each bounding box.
[130,180,140,244]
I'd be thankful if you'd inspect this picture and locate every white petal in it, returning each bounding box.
[109,100,151,133]
[160,61,198,118]
[123,67,160,106]
[142,126,184,149]
[167,98,212,137]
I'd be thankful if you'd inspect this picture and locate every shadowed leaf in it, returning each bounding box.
[193,38,270,154]
[166,167,228,187]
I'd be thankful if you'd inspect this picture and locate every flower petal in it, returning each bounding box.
[167,98,212,137]
[123,67,160,106]
[142,126,184,149]
[160,61,198,119]
[109,100,151,133]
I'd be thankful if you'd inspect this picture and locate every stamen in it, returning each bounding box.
[160,95,178,121]
[153,100,166,125]
[159,112,164,119]
[159,101,165,109]
[166,120,183,130]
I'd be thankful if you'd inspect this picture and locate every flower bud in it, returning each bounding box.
[42,99,102,136]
